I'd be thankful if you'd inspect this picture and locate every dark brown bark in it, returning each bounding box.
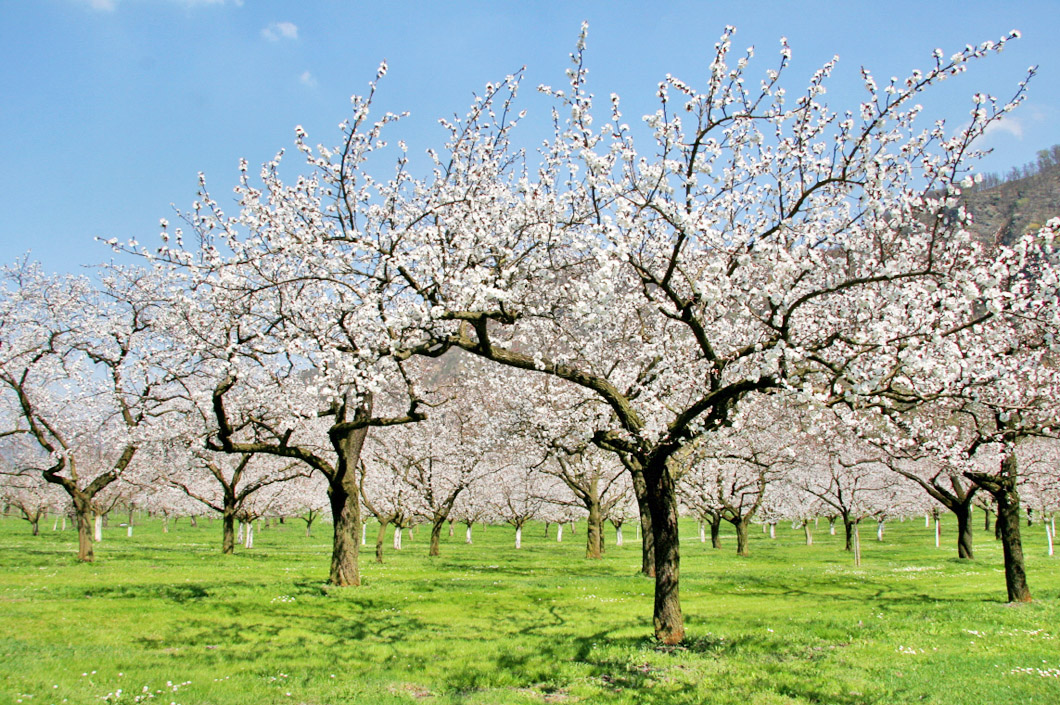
[843,515,854,551]
[955,503,974,560]
[966,451,1032,603]
[327,480,360,585]
[628,461,654,576]
[710,514,722,549]
[586,503,603,559]
[375,519,390,563]
[429,520,444,557]
[72,494,93,562]
[644,457,682,645]
[221,510,237,554]
[733,518,750,557]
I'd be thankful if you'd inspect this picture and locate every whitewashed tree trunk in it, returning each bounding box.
[127,524,133,537]
[804,522,813,546]
[61,515,66,531]
[53,517,59,531]
[935,516,941,548]
[1047,522,1054,557]
[830,522,836,536]
[515,526,522,549]
[237,522,244,542]
[769,523,776,539]
[877,519,885,541]
[762,523,768,534]
[394,527,403,550]
[853,524,862,567]
[94,514,103,542]
[361,521,367,546]
[244,521,254,549]
[465,525,473,544]
[699,523,706,543]
[556,524,563,542]
[925,513,931,528]
[615,526,624,546]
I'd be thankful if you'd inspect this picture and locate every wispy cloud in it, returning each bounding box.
[262,21,299,42]
[299,71,318,88]
[983,116,1025,140]
[78,0,241,10]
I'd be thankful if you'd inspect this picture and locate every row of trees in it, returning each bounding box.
[2,25,1058,644]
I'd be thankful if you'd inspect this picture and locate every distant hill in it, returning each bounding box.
[961,146,1060,246]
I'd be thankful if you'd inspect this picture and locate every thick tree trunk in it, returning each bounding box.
[995,481,1032,602]
[327,481,360,585]
[710,514,722,549]
[734,518,750,557]
[629,465,655,577]
[326,418,369,587]
[429,519,444,557]
[375,520,390,563]
[221,510,236,554]
[586,503,602,559]
[644,459,682,644]
[73,495,94,562]
[843,517,854,551]
[955,503,974,560]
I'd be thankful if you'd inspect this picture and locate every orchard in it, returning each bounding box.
[2,21,1059,704]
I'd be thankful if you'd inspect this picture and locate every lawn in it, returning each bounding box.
[0,514,1057,704]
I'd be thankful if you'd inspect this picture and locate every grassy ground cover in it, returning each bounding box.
[0,514,1058,704]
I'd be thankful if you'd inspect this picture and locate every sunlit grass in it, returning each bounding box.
[1,514,1057,704]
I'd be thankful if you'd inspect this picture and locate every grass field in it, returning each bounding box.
[0,514,1058,705]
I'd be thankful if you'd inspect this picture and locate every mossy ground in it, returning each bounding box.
[1,514,1058,704]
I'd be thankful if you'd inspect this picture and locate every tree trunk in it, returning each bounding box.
[393,526,403,550]
[586,502,602,559]
[955,502,974,560]
[804,521,813,546]
[995,475,1032,602]
[326,481,360,585]
[222,510,236,554]
[843,517,854,552]
[629,464,655,577]
[556,523,563,542]
[73,495,94,562]
[325,418,369,587]
[644,458,683,644]
[429,520,444,557]
[615,525,624,546]
[734,518,750,557]
[876,519,884,542]
[829,517,836,535]
[853,523,862,567]
[375,519,390,563]
[984,507,992,531]
[515,524,522,549]
[710,514,722,549]
[93,512,103,543]
[465,524,472,544]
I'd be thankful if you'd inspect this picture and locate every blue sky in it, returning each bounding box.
[1,0,1057,273]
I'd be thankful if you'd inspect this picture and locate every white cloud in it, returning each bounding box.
[300,71,318,88]
[983,116,1024,140]
[262,21,299,42]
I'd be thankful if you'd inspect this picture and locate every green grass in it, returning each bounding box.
[1,515,1058,704]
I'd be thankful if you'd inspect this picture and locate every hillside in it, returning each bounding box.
[962,149,1060,245]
